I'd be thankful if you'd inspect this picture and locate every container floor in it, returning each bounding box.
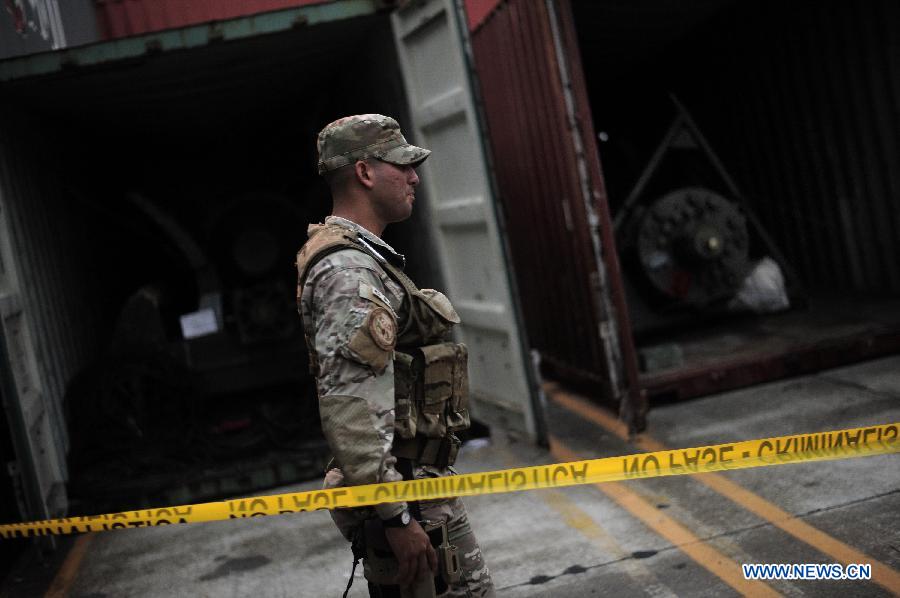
[639,293,900,402]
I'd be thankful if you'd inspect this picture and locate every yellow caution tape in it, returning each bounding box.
[1,422,897,539]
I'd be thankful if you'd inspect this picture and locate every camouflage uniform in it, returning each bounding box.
[298,115,494,597]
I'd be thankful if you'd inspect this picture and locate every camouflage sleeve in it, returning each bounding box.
[307,251,406,520]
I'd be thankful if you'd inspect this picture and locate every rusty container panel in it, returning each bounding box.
[464,0,503,31]
[469,0,623,397]
[94,0,327,39]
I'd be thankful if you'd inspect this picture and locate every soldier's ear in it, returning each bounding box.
[354,160,376,190]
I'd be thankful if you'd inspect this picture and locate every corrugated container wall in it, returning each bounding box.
[469,0,618,393]
[0,103,104,498]
[677,0,900,295]
[94,0,327,38]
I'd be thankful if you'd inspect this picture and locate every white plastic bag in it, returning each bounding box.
[729,257,790,313]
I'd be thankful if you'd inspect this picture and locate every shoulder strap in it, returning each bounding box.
[295,223,365,292]
[297,222,423,299]
[377,255,421,297]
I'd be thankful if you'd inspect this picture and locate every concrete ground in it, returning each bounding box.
[5,355,899,597]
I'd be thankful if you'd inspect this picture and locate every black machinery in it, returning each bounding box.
[611,97,799,335]
[634,186,750,307]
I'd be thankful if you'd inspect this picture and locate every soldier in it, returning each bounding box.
[296,114,494,598]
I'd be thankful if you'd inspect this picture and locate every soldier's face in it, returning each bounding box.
[369,160,420,224]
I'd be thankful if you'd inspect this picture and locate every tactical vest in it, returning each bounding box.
[296,223,471,467]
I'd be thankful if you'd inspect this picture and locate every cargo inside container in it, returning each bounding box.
[569,0,900,402]
[0,11,449,514]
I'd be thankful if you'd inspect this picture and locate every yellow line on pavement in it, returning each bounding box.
[548,386,900,594]
[540,489,620,545]
[697,473,900,593]
[537,489,678,597]
[551,437,781,597]
[44,534,92,598]
[494,441,679,595]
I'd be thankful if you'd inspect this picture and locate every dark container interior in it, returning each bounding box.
[0,12,443,514]
[573,0,900,402]
[472,0,900,413]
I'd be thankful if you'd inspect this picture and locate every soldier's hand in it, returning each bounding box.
[385,519,438,587]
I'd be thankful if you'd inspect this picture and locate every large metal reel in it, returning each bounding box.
[636,187,749,307]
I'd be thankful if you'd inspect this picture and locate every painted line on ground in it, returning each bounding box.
[494,442,679,597]
[44,534,92,598]
[538,489,678,597]
[547,385,900,594]
[551,437,781,597]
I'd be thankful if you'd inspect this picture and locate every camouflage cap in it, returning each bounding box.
[316,114,431,175]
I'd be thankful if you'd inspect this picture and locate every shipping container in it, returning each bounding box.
[3,0,898,562]
[0,0,543,555]
[93,0,328,39]
[469,0,900,430]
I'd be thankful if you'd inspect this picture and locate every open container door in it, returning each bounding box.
[466,0,645,432]
[391,0,545,442]
[549,0,644,430]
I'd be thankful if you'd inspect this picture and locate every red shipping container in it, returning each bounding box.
[94,0,331,39]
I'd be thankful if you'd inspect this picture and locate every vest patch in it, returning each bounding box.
[368,308,397,351]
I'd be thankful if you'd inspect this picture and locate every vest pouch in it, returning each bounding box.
[406,289,461,345]
[392,350,419,439]
[420,342,470,437]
